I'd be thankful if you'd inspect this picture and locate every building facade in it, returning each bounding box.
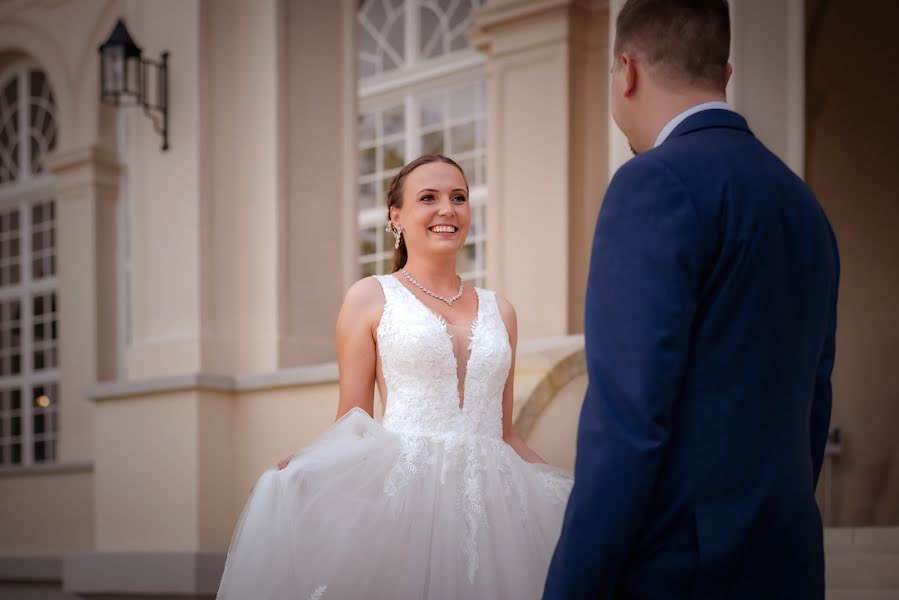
[0,0,896,597]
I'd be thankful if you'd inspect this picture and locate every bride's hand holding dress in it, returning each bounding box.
[217,156,573,600]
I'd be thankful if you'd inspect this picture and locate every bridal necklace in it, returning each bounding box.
[400,269,464,306]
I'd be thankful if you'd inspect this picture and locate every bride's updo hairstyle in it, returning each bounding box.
[386,154,469,272]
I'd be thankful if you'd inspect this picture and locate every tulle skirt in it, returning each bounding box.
[217,408,573,600]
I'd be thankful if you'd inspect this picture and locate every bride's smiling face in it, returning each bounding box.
[391,161,470,261]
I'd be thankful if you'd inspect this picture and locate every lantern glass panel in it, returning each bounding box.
[102,46,125,98]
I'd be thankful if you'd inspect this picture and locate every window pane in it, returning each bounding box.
[358,112,376,144]
[458,243,476,275]
[457,157,476,187]
[34,440,46,462]
[420,93,444,128]
[450,84,477,122]
[383,104,404,137]
[358,0,406,79]
[360,226,378,256]
[382,140,405,171]
[419,5,440,57]
[29,70,58,176]
[360,260,378,279]
[359,146,376,176]
[0,77,20,184]
[359,180,377,209]
[449,122,476,154]
[421,130,444,156]
[470,204,484,238]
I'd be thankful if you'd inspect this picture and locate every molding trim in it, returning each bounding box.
[470,0,607,52]
[43,143,121,198]
[87,362,341,402]
[88,334,579,403]
[0,460,92,478]
[87,373,235,402]
[63,551,226,596]
[0,555,62,582]
[514,345,586,439]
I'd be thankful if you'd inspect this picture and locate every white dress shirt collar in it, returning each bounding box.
[654,101,733,148]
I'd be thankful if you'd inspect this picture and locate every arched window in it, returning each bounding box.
[357,0,487,285]
[0,62,59,467]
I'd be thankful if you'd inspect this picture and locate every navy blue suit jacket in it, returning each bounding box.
[544,110,839,600]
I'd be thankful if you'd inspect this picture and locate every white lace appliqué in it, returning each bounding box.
[375,275,516,580]
[307,584,327,600]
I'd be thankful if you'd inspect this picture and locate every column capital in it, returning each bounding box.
[43,144,120,200]
[470,0,607,54]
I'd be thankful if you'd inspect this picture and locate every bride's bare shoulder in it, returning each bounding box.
[340,276,388,320]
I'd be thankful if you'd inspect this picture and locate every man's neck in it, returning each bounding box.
[642,92,729,152]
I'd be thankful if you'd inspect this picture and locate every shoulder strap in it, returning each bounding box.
[374,274,402,304]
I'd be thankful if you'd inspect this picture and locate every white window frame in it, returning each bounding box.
[357,0,488,283]
[0,60,59,467]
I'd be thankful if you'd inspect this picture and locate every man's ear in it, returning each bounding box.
[724,62,733,87]
[621,53,638,97]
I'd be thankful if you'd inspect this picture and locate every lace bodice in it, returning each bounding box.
[374,274,511,440]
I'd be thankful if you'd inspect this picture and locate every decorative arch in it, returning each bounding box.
[0,58,59,182]
[0,22,73,152]
[513,346,586,439]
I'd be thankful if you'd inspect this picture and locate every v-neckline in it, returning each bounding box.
[390,274,482,411]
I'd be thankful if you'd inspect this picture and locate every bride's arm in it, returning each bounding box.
[278,278,382,470]
[334,277,383,420]
[497,296,548,464]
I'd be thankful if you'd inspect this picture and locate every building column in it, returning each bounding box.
[45,144,119,465]
[280,0,358,365]
[728,0,805,175]
[470,0,608,340]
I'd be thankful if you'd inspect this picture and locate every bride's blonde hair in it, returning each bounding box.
[386,154,469,272]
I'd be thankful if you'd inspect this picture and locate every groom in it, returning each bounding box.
[544,0,839,598]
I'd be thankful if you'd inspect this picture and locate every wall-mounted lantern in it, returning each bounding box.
[98,19,169,151]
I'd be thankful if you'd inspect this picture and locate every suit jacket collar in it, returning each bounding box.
[666,109,754,142]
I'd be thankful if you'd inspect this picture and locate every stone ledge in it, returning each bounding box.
[0,461,92,478]
[87,363,342,402]
[88,336,583,404]
[63,551,225,596]
[827,527,899,554]
[0,556,61,582]
[826,553,899,589]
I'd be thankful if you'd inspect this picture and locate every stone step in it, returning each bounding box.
[826,591,899,600]
[827,528,899,555]
[826,554,899,590]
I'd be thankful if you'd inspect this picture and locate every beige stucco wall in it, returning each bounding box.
[526,372,585,471]
[232,383,342,508]
[806,0,899,526]
[0,468,93,556]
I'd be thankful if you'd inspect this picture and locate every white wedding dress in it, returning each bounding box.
[217,274,573,600]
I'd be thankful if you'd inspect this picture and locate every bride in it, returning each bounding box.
[217,155,573,600]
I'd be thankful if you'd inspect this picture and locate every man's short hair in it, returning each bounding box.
[615,0,730,91]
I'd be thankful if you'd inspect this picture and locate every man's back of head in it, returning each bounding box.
[611,0,732,152]
[615,0,730,94]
